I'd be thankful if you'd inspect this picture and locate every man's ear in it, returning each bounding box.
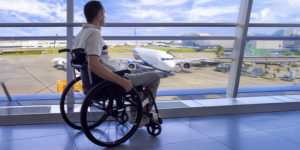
[98,13,102,20]
[98,13,101,18]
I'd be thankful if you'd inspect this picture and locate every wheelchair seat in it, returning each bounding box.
[66,48,131,96]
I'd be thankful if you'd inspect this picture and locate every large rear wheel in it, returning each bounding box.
[80,82,142,147]
[60,77,105,130]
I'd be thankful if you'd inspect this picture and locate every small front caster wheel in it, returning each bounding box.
[147,122,162,136]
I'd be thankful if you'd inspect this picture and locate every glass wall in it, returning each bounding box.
[1,0,299,102]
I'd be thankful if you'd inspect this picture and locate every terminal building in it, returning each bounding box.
[181,29,300,53]
[181,32,235,50]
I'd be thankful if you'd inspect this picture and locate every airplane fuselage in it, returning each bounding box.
[133,48,176,72]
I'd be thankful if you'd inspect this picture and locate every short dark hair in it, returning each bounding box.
[84,1,104,22]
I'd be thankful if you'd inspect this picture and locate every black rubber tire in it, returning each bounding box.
[60,76,106,130]
[147,121,162,136]
[80,82,142,147]
[60,76,82,130]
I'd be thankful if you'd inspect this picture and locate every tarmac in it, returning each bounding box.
[0,53,299,101]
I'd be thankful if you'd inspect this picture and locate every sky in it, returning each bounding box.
[0,0,299,37]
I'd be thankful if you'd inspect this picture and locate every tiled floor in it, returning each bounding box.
[1,111,300,150]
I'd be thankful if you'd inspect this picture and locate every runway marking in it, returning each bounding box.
[10,56,56,94]
[21,66,56,93]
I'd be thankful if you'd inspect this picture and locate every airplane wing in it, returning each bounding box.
[175,58,207,64]
[112,58,143,64]
[113,47,134,51]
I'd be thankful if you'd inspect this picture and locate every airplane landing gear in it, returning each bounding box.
[160,71,169,78]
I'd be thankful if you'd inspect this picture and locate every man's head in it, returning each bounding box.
[84,1,105,26]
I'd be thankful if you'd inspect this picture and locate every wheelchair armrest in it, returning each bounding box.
[58,49,70,53]
[72,48,85,53]
[114,70,131,76]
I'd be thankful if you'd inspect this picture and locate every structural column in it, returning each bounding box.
[226,0,253,98]
[66,0,74,107]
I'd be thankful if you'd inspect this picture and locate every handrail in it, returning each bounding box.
[0,36,236,41]
[0,23,237,27]
[1,23,300,28]
[1,36,299,41]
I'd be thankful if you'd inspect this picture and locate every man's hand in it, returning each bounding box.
[88,55,133,92]
[121,78,132,92]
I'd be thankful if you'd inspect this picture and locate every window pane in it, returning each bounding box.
[74,0,240,23]
[250,0,300,23]
[238,39,300,95]
[248,27,300,37]
[0,0,67,23]
[0,40,66,94]
[238,27,300,97]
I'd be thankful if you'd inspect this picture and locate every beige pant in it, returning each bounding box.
[125,70,160,100]
[125,71,161,127]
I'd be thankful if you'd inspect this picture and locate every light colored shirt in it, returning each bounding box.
[73,24,120,71]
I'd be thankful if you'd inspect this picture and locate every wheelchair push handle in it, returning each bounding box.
[58,49,71,53]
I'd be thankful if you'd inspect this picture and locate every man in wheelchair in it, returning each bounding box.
[74,1,161,128]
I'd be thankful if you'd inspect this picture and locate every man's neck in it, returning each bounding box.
[88,21,100,28]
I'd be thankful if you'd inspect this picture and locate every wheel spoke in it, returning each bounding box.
[81,85,143,147]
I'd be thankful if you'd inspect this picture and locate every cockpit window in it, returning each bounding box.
[161,58,174,61]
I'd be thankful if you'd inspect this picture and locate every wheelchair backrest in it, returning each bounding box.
[70,48,87,69]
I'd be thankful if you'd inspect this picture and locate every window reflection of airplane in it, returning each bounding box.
[115,46,207,77]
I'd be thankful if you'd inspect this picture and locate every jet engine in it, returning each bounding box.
[183,63,191,69]
[126,63,136,70]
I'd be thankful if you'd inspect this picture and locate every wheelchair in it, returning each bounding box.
[58,48,162,147]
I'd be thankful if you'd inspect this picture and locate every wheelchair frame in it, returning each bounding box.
[58,48,162,147]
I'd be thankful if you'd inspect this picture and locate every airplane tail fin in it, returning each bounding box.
[135,28,139,48]
[135,41,139,48]
[167,49,175,57]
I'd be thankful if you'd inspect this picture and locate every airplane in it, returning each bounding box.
[115,45,207,77]
[51,57,66,70]
[51,46,207,77]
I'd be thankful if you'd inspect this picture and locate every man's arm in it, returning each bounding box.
[88,55,132,92]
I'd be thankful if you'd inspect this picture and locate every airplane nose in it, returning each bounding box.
[165,61,176,71]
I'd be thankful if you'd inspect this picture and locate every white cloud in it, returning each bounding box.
[193,0,213,5]
[185,5,239,22]
[74,11,86,22]
[0,0,66,22]
[295,17,300,22]
[120,0,239,22]
[251,0,300,23]
[0,27,65,37]
[124,8,173,22]
[250,8,277,23]
[0,0,84,36]
[0,11,31,23]
[139,0,189,6]
[260,8,271,18]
